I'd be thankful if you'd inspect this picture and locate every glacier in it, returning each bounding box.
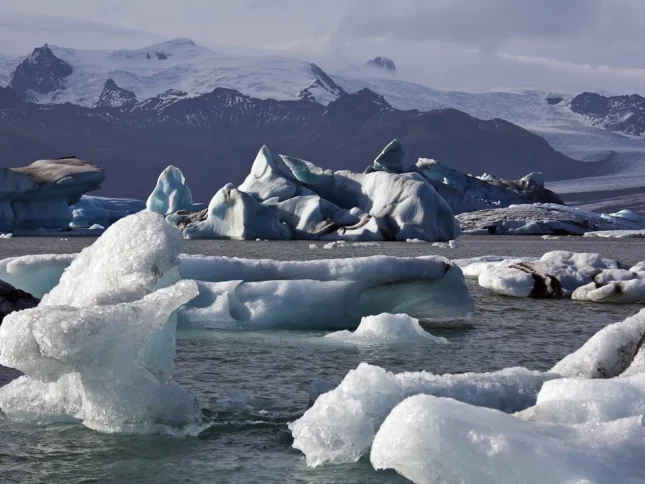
[0,211,204,434]
[0,157,104,231]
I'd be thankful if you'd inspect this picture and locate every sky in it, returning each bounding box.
[2,0,645,94]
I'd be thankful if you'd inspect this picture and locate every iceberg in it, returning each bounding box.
[169,183,291,240]
[325,313,448,345]
[584,229,645,238]
[477,251,619,298]
[146,165,194,216]
[177,256,473,330]
[70,195,145,228]
[370,394,645,484]
[158,143,459,241]
[0,211,203,434]
[457,203,645,235]
[0,157,104,231]
[0,253,474,330]
[413,158,563,215]
[289,363,553,467]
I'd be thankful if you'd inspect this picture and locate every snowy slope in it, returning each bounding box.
[0,39,344,107]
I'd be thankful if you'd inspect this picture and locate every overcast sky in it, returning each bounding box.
[2,0,645,94]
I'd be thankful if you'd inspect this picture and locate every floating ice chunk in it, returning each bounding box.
[146,165,194,216]
[516,374,645,424]
[0,253,77,298]
[449,239,459,248]
[552,308,645,378]
[453,256,538,279]
[173,184,291,240]
[0,233,12,238]
[572,279,645,304]
[541,234,559,240]
[372,139,404,173]
[238,146,297,202]
[289,363,553,467]
[88,223,104,230]
[325,313,448,345]
[406,238,426,243]
[631,261,645,273]
[370,394,645,484]
[478,251,618,298]
[309,244,317,249]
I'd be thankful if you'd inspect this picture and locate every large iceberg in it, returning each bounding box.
[457,203,645,235]
[0,157,104,231]
[413,158,563,215]
[153,143,460,241]
[289,362,553,467]
[0,211,203,434]
[370,394,645,484]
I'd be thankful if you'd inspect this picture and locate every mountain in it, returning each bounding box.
[0,80,597,200]
[10,45,72,101]
[568,92,645,138]
[0,39,346,106]
[366,57,396,73]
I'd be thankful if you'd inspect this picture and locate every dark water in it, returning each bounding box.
[0,236,643,483]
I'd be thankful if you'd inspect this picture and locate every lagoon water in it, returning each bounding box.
[0,236,643,483]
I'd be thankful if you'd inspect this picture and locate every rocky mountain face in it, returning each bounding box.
[569,92,645,138]
[92,79,138,108]
[366,57,396,73]
[9,45,72,101]
[0,78,599,200]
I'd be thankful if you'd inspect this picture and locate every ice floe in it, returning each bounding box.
[584,229,645,238]
[70,195,145,228]
[324,313,448,345]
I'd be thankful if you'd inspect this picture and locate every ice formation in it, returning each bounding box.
[325,313,449,345]
[453,255,538,279]
[370,394,645,484]
[572,263,645,303]
[70,195,145,228]
[0,253,77,298]
[477,251,619,298]
[154,143,459,241]
[584,229,645,238]
[146,165,194,216]
[457,203,645,235]
[0,157,104,231]
[289,363,553,467]
[177,256,474,330]
[0,211,203,434]
[551,308,645,378]
[413,159,563,215]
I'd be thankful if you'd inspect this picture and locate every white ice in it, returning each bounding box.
[0,211,204,434]
[584,229,645,238]
[370,394,645,484]
[325,313,448,345]
[146,165,194,216]
[0,253,77,298]
[289,362,553,467]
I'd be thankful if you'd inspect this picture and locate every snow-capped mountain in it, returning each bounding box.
[568,92,645,138]
[0,38,346,107]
